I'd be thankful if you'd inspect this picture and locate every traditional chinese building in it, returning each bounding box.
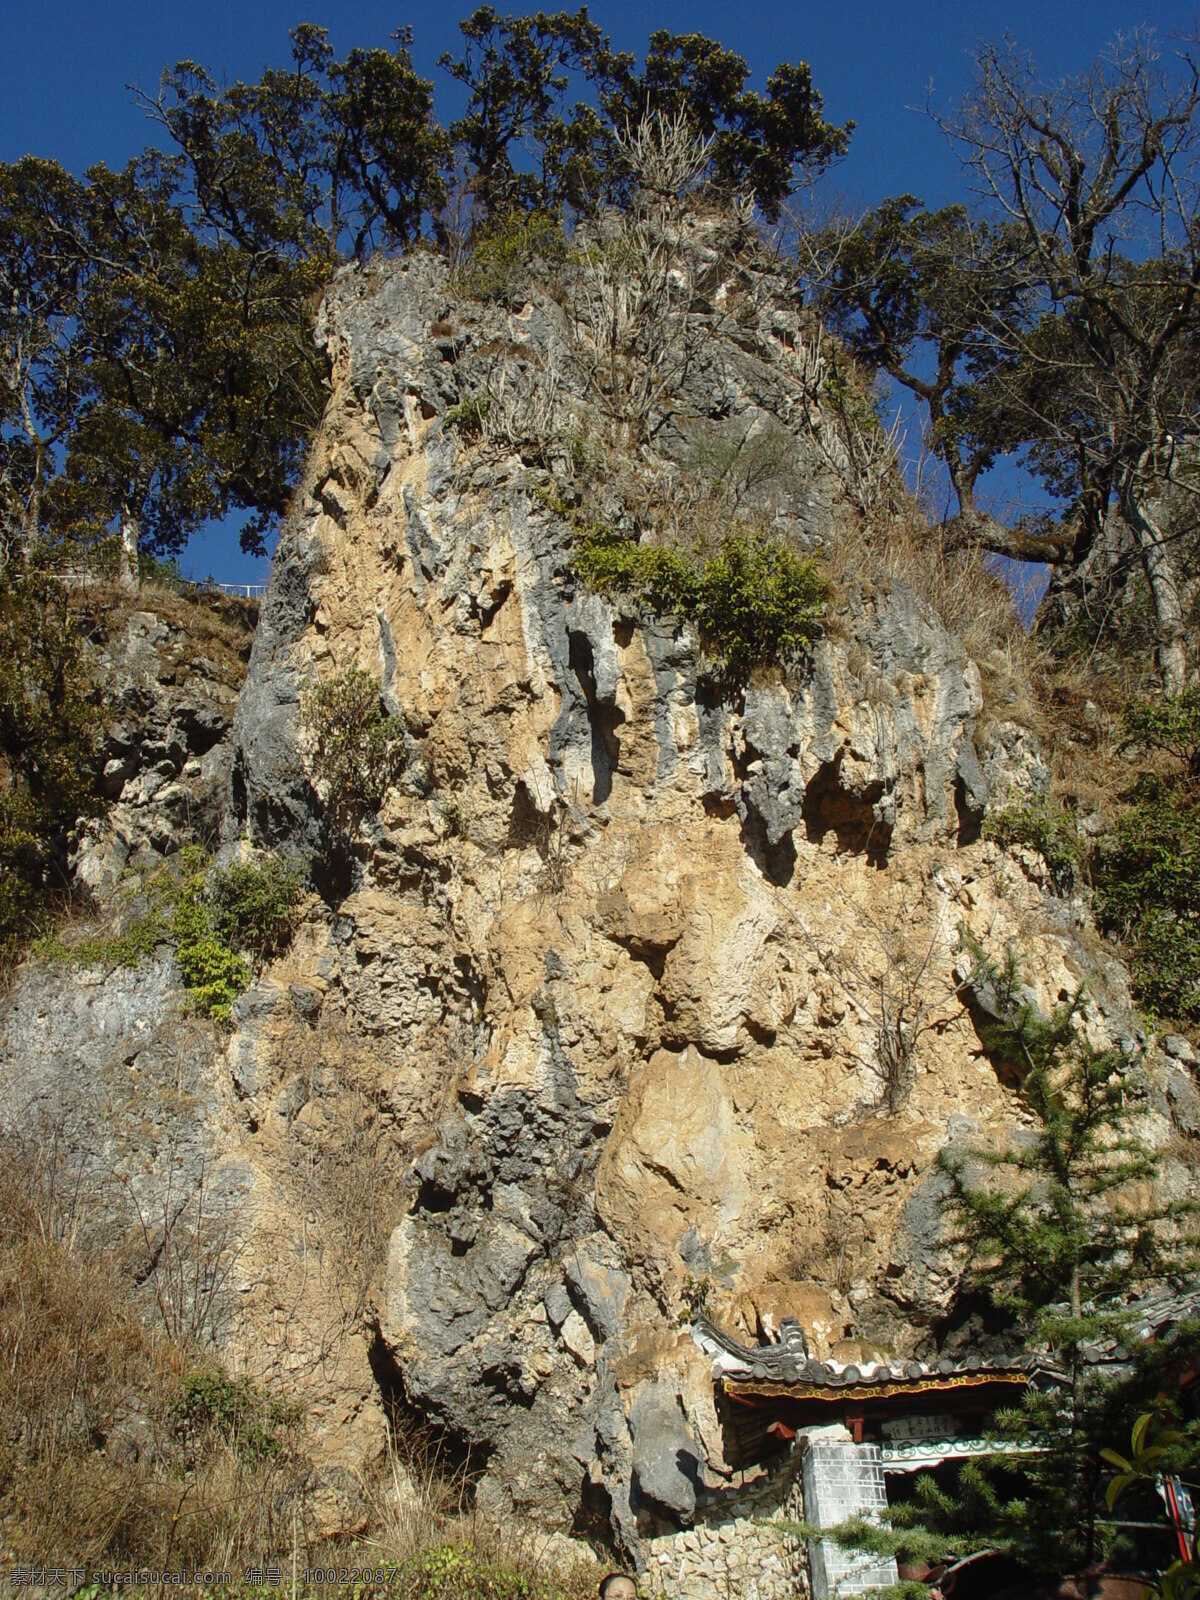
[689,1292,1200,1600]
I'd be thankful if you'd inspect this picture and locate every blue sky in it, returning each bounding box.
[1,0,1193,583]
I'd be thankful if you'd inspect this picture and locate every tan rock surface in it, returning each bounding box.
[4,227,1194,1565]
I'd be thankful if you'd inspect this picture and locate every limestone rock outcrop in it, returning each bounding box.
[217,243,1194,1554]
[3,219,1196,1571]
[72,594,255,898]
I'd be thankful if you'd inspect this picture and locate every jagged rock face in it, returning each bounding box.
[4,227,1195,1568]
[72,598,254,897]
[215,242,1196,1557]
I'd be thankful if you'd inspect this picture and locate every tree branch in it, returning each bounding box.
[938,507,1078,563]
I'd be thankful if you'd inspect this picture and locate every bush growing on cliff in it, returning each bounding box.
[984,797,1083,888]
[41,848,305,1020]
[1078,691,1200,1027]
[301,665,408,833]
[979,694,1200,1030]
[172,854,305,1021]
[574,528,826,677]
[1095,781,1200,1026]
[172,1370,300,1465]
[207,856,306,966]
[171,886,251,1023]
[453,208,568,298]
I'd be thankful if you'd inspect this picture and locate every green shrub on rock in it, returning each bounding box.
[173,853,306,1021]
[455,208,568,299]
[445,392,491,434]
[172,1370,300,1465]
[300,666,407,833]
[575,529,825,678]
[207,856,305,965]
[984,798,1082,886]
[36,848,304,1020]
[1095,780,1200,1025]
[171,877,251,1023]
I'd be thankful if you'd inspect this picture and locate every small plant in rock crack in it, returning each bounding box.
[678,1272,714,1322]
[439,796,467,838]
[300,665,408,834]
[444,392,491,435]
[534,792,579,896]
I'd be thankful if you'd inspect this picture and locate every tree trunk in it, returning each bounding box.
[23,443,43,557]
[117,509,140,596]
[1120,470,1190,696]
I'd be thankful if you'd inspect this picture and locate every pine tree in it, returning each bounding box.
[904,944,1198,1585]
[818,944,1200,1595]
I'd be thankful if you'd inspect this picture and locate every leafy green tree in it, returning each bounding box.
[146,25,448,261]
[439,6,631,221]
[884,948,1198,1585]
[72,153,332,559]
[621,31,850,218]
[0,147,332,564]
[816,197,1054,560]
[440,6,850,222]
[0,556,100,957]
[0,159,95,555]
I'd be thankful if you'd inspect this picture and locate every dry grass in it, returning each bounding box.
[820,502,1040,717]
[358,1440,599,1600]
[69,576,258,679]
[0,1132,310,1570]
[0,1129,602,1591]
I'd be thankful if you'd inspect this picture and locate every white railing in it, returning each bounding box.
[209,582,268,598]
[59,569,267,600]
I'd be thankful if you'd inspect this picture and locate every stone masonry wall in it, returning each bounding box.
[645,1456,808,1600]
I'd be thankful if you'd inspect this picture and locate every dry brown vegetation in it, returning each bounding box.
[70,575,259,682]
[0,1129,307,1571]
[0,1128,597,1596]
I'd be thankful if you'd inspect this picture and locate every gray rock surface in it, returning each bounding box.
[629,1384,701,1522]
[72,602,252,901]
[0,955,251,1340]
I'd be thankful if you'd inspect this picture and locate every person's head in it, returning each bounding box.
[598,1575,636,1600]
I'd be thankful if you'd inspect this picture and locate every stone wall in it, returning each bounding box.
[645,1457,807,1600]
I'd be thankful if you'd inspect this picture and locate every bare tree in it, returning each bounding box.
[950,32,1200,691]
[565,113,715,447]
[799,879,967,1115]
[813,31,1200,690]
[124,1159,242,1346]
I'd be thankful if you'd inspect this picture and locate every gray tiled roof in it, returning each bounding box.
[692,1286,1200,1391]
